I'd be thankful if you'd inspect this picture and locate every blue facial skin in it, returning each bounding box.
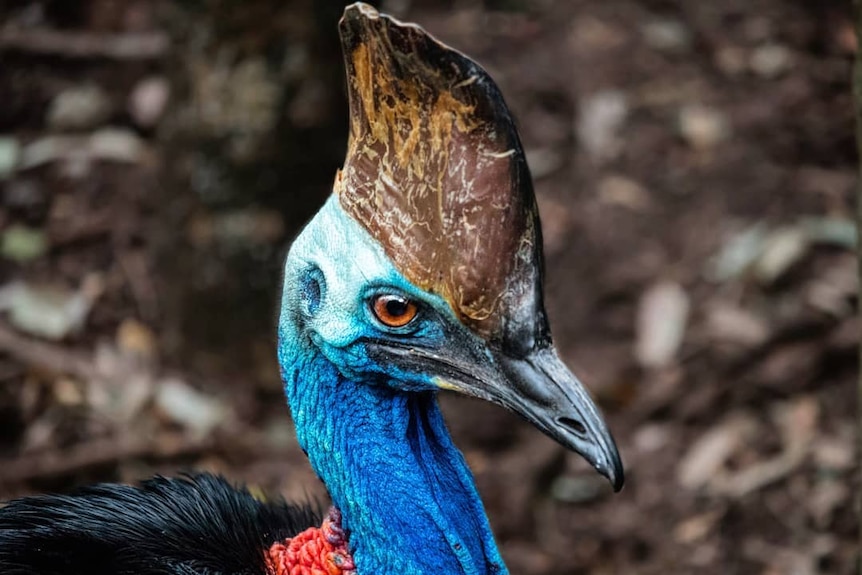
[278,196,508,575]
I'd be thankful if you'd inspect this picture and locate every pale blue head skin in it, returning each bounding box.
[278,195,507,575]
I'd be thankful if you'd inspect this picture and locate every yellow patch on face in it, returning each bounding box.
[432,377,462,392]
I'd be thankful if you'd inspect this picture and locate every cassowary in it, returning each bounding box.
[0,4,623,575]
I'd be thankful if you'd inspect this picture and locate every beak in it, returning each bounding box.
[370,333,624,491]
[491,347,624,491]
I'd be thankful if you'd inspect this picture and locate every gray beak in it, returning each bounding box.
[493,347,624,491]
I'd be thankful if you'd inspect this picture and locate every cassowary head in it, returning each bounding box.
[280,3,622,490]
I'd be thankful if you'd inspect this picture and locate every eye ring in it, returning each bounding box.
[371,294,418,328]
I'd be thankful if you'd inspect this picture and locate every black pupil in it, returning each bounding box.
[385,297,409,317]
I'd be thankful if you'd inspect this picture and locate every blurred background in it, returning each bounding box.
[0,0,857,573]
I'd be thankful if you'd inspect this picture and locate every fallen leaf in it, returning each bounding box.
[632,423,671,454]
[706,223,767,282]
[524,147,564,180]
[678,105,730,150]
[577,90,628,162]
[642,19,692,53]
[677,412,759,490]
[0,276,102,340]
[1,225,48,262]
[807,479,849,527]
[673,509,724,543]
[709,397,818,497]
[704,302,770,347]
[597,175,652,211]
[753,226,809,284]
[47,84,113,131]
[129,76,170,128]
[155,378,228,437]
[550,474,607,504]
[812,434,854,472]
[116,318,158,361]
[0,137,20,179]
[800,217,856,249]
[749,44,793,78]
[636,280,690,368]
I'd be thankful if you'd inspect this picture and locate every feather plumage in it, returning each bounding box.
[0,474,319,575]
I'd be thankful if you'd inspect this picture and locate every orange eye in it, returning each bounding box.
[372,294,418,328]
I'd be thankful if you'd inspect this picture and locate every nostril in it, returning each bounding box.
[556,416,587,437]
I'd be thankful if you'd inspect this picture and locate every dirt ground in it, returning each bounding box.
[0,1,857,574]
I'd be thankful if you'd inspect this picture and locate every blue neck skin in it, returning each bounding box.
[279,333,507,575]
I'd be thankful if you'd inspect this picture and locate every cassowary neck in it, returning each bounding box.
[280,339,507,575]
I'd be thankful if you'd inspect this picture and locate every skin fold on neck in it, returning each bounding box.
[279,340,508,575]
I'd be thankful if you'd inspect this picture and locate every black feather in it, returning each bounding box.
[0,474,321,575]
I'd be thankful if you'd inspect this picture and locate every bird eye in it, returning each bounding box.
[371,294,418,328]
[300,269,324,316]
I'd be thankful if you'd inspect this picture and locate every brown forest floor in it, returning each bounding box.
[0,1,857,574]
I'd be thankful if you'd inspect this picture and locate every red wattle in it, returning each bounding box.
[265,508,355,575]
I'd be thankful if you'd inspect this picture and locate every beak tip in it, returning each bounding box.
[609,470,625,492]
[590,444,624,492]
[600,453,625,492]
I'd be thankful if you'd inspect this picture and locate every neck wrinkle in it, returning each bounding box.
[282,346,507,575]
